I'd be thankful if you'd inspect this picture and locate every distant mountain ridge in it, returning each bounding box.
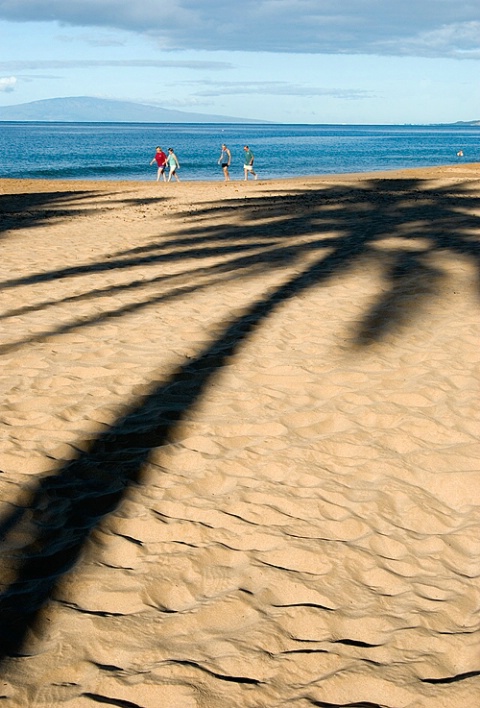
[0,98,476,125]
[0,96,266,123]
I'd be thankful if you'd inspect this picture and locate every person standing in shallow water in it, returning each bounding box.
[218,143,231,181]
[243,145,257,180]
[150,146,167,181]
[166,148,180,182]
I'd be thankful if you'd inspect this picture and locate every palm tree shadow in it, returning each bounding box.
[2,177,479,356]
[0,190,118,238]
[0,237,361,659]
[0,175,479,661]
[352,250,446,345]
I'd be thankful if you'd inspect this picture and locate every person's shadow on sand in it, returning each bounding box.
[0,176,479,659]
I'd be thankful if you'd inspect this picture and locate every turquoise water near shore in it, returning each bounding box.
[0,121,478,182]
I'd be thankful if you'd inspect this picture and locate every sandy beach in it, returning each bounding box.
[0,165,479,707]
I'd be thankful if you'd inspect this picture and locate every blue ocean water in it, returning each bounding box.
[0,121,478,182]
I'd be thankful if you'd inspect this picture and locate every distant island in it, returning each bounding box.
[452,120,480,127]
[0,97,477,126]
[0,96,268,124]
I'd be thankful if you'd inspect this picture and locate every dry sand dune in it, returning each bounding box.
[0,166,479,707]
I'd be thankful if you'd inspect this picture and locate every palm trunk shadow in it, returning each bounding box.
[0,237,361,660]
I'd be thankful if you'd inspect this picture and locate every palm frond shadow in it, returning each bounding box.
[0,176,479,660]
[0,190,116,238]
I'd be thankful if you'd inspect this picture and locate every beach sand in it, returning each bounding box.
[0,165,479,707]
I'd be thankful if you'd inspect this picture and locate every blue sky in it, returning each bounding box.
[0,0,479,124]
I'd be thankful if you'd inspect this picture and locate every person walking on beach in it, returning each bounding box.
[243,146,257,180]
[166,148,180,182]
[150,146,168,181]
[218,143,231,181]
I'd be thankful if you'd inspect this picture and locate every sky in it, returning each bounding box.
[0,0,479,124]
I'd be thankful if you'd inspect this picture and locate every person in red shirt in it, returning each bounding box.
[150,146,168,181]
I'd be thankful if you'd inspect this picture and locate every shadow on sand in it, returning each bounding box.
[0,176,479,658]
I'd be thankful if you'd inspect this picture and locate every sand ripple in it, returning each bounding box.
[0,171,479,707]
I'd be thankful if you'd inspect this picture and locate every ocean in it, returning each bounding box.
[0,121,478,182]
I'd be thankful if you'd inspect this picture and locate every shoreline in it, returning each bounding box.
[2,161,480,189]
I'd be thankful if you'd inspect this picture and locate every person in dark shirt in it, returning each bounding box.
[218,144,231,181]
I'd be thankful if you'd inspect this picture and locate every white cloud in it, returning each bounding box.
[191,80,372,100]
[0,76,16,92]
[0,59,232,71]
[375,21,480,58]
[0,0,479,58]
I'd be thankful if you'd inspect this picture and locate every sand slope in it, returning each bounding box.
[0,167,479,707]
